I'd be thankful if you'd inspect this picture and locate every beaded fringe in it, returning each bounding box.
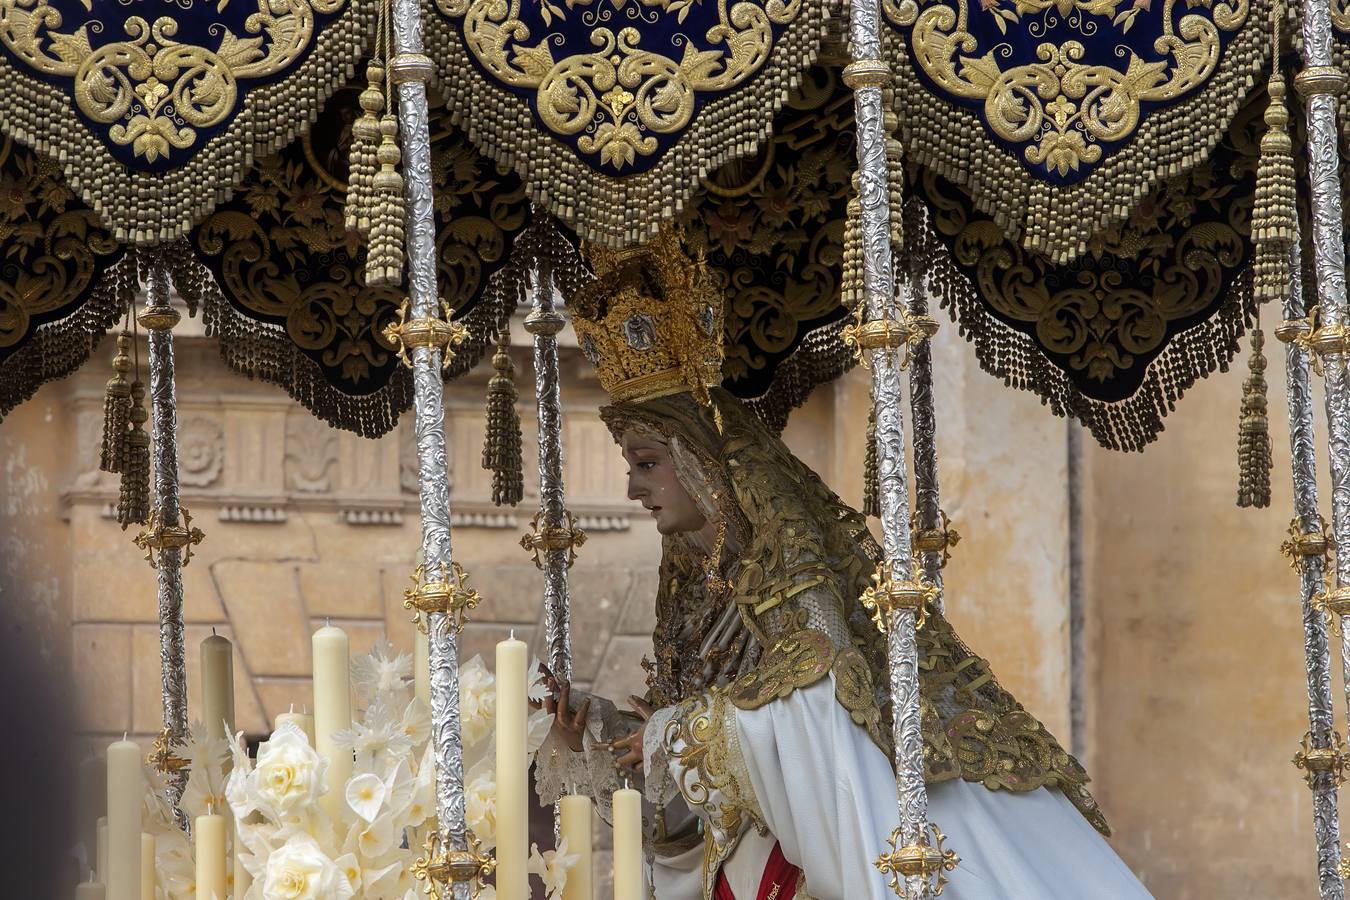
[1237,325,1273,507]
[0,7,373,245]
[909,197,1256,452]
[118,379,151,529]
[864,407,880,518]
[884,0,1277,263]
[421,1,836,248]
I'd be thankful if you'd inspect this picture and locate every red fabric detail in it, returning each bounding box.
[713,842,803,900]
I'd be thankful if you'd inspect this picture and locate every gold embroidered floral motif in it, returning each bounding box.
[726,628,835,709]
[0,137,119,352]
[433,0,803,171]
[0,0,345,164]
[885,0,1248,175]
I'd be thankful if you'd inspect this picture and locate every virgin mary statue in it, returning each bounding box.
[535,230,1152,900]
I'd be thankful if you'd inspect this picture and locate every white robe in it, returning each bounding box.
[642,677,1154,900]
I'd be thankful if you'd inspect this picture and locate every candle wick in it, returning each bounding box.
[212,626,217,636]
[326,616,332,628]
[289,703,295,714]
[510,628,515,640]
[123,732,127,742]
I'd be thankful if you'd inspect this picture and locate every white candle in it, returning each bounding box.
[560,793,594,900]
[312,625,353,817]
[96,817,108,883]
[195,810,227,900]
[273,706,316,745]
[106,739,142,900]
[200,632,236,743]
[140,834,155,900]
[494,634,528,900]
[414,617,431,708]
[612,785,643,900]
[76,873,105,900]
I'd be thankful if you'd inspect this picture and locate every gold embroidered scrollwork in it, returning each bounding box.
[726,627,835,709]
[0,0,344,165]
[435,0,803,170]
[887,0,1249,175]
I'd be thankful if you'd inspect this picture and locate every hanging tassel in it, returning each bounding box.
[843,187,863,314]
[344,62,385,236]
[99,330,133,474]
[118,380,151,529]
[366,114,405,287]
[1237,325,1273,508]
[482,329,524,507]
[864,406,880,518]
[1251,21,1296,307]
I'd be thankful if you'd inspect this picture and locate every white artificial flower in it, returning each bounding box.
[528,838,579,900]
[360,858,405,897]
[346,813,396,859]
[153,829,196,898]
[464,760,498,851]
[334,698,414,771]
[262,834,354,900]
[459,656,496,748]
[250,724,328,821]
[399,695,432,748]
[334,852,363,895]
[527,707,554,758]
[399,746,435,830]
[352,638,413,702]
[345,772,387,823]
[527,656,548,704]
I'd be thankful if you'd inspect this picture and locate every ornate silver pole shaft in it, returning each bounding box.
[1280,239,1344,899]
[388,6,470,895]
[138,264,190,820]
[845,4,938,894]
[524,260,578,683]
[906,287,953,613]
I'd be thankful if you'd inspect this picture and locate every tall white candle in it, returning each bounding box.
[612,785,643,900]
[560,794,594,900]
[200,632,235,743]
[76,873,105,900]
[96,817,108,883]
[494,634,528,900]
[312,625,353,817]
[139,834,155,900]
[106,739,141,900]
[195,810,227,900]
[414,617,430,708]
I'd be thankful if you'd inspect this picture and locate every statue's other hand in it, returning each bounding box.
[539,672,590,753]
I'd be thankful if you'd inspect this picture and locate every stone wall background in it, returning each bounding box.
[0,304,1328,897]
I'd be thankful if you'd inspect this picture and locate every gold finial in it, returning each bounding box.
[572,226,724,405]
[412,829,495,899]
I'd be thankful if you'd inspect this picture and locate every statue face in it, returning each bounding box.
[620,430,707,536]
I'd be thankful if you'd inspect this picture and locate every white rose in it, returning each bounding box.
[262,834,354,900]
[252,725,328,820]
[459,656,497,748]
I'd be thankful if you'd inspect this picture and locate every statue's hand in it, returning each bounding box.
[535,665,590,753]
[611,695,655,774]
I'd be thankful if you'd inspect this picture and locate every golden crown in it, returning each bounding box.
[572,228,724,405]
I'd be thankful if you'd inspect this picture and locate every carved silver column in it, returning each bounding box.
[521,260,583,683]
[1280,239,1345,899]
[906,286,957,613]
[388,5,474,896]
[845,4,953,894]
[134,263,202,824]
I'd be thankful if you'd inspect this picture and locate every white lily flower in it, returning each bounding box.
[334,852,363,895]
[262,833,354,900]
[345,772,387,822]
[346,813,396,859]
[399,695,432,748]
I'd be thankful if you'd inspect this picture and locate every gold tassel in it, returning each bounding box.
[344,62,384,236]
[99,330,133,474]
[843,187,862,314]
[1252,21,1296,307]
[118,379,151,529]
[365,114,405,287]
[1237,324,1273,508]
[864,406,880,518]
[482,329,524,507]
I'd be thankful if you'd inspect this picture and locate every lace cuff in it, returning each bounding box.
[533,692,636,823]
[643,705,680,807]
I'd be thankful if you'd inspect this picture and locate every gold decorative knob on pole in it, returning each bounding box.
[1279,515,1335,573]
[383,298,469,370]
[1294,731,1349,788]
[403,561,482,633]
[910,509,961,569]
[520,509,587,570]
[876,823,960,898]
[412,829,496,900]
[133,506,205,568]
[842,305,938,369]
[859,564,940,633]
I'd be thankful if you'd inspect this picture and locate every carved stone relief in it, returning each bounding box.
[179,415,224,487]
[284,413,338,493]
